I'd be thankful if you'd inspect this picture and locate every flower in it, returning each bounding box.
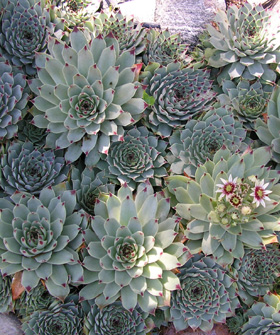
[165,146,280,266]
[216,174,238,200]
[250,179,272,207]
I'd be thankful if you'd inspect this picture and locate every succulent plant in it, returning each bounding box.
[69,165,115,216]
[15,281,57,318]
[241,293,280,334]
[166,146,280,266]
[0,57,29,141]
[0,273,12,313]
[79,181,191,313]
[165,253,240,332]
[97,126,168,188]
[140,61,216,137]
[86,10,146,56]
[17,113,47,147]
[22,299,84,335]
[256,85,280,164]
[0,0,55,76]
[29,28,146,165]
[84,301,149,335]
[206,3,280,82]
[142,29,189,66]
[0,141,69,195]
[230,246,280,306]
[217,79,273,130]
[168,107,247,176]
[226,308,248,335]
[0,187,86,298]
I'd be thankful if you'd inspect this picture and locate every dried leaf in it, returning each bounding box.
[12,272,25,300]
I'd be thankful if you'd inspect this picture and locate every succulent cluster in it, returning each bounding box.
[0,141,69,195]
[0,1,280,334]
[0,56,29,140]
[79,182,191,313]
[168,107,246,176]
[165,254,240,332]
[241,293,280,334]
[207,3,280,82]
[97,126,168,188]
[166,146,280,266]
[29,28,146,165]
[140,61,216,137]
[0,0,55,75]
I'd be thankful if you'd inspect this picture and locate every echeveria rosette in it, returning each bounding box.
[0,274,12,313]
[15,281,57,318]
[84,301,150,335]
[86,10,146,56]
[22,299,84,335]
[165,146,280,266]
[165,254,240,332]
[207,3,280,82]
[97,126,168,188]
[226,309,248,335]
[0,0,55,76]
[241,293,280,334]
[217,79,273,130]
[29,28,146,166]
[79,181,191,313]
[256,85,280,164]
[69,165,115,216]
[168,107,247,176]
[17,114,47,147]
[142,29,189,66]
[0,188,86,299]
[140,61,216,137]
[0,57,29,141]
[0,141,69,195]
[230,246,280,306]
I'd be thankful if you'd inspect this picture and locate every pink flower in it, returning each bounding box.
[250,179,272,207]
[216,175,238,200]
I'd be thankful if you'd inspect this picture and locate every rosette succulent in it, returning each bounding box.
[69,165,115,216]
[142,29,189,66]
[15,281,56,318]
[0,141,69,195]
[226,309,248,335]
[206,3,280,82]
[166,146,280,266]
[97,126,168,188]
[168,107,247,176]
[79,181,191,313]
[22,299,84,335]
[0,273,12,313]
[231,246,280,306]
[241,293,280,334]
[0,57,29,140]
[17,114,47,147]
[256,85,280,164]
[29,28,146,165]
[165,254,240,332]
[84,301,149,335]
[217,79,273,129]
[0,0,55,75]
[0,188,86,298]
[86,10,146,56]
[140,61,216,137]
